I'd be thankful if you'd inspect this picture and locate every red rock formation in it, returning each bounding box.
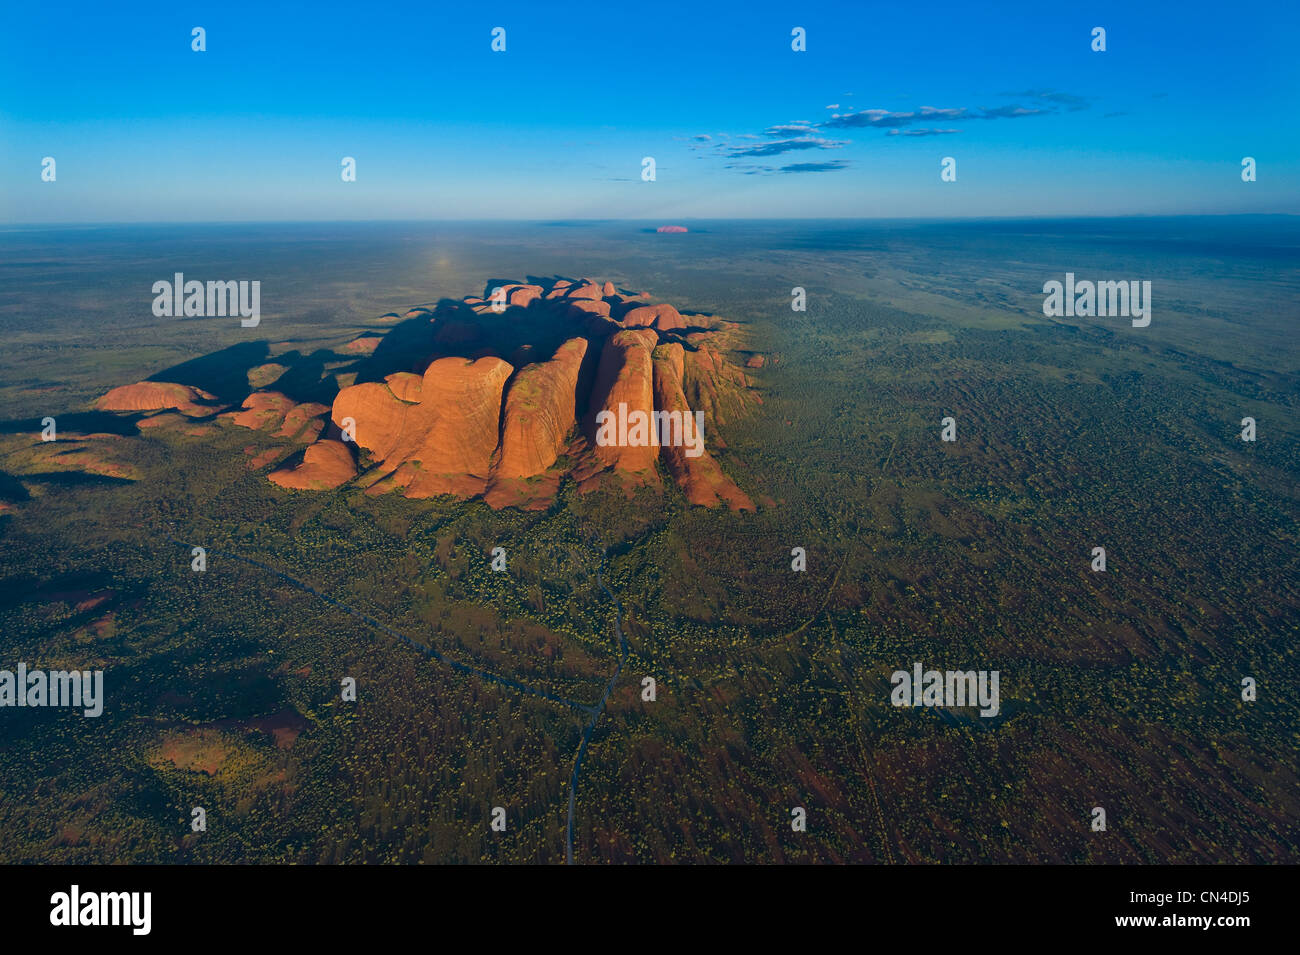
[331,382,406,459]
[275,402,330,441]
[384,372,423,403]
[343,335,382,354]
[136,414,184,431]
[269,440,356,490]
[499,284,543,308]
[680,336,755,432]
[228,392,296,430]
[140,274,764,510]
[492,337,588,480]
[567,300,611,319]
[247,446,285,470]
[95,382,219,417]
[652,343,754,510]
[224,392,328,443]
[622,303,687,331]
[581,312,623,341]
[247,363,288,389]
[587,328,660,474]
[332,356,512,498]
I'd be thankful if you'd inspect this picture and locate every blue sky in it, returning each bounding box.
[1,0,1296,221]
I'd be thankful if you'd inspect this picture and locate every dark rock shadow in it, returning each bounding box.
[147,341,270,404]
[17,471,135,489]
[0,470,32,501]
[0,411,142,437]
[353,315,440,384]
[267,349,338,406]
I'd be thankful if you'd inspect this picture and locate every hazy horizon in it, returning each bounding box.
[4,213,1299,230]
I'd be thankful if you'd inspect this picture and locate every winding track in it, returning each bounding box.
[565,550,627,864]
[167,533,625,864]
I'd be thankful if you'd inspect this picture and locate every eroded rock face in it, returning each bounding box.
[276,402,330,441]
[331,382,408,460]
[95,382,220,417]
[227,392,295,430]
[490,284,543,309]
[588,329,660,474]
[622,303,687,332]
[383,372,423,403]
[683,342,754,429]
[97,275,761,510]
[269,440,356,490]
[343,335,381,354]
[652,343,754,510]
[330,356,513,498]
[494,338,588,480]
[225,392,330,442]
[567,300,611,319]
[566,283,605,301]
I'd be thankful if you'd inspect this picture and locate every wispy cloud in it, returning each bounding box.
[885,128,961,137]
[822,104,1047,129]
[780,161,850,173]
[999,89,1092,111]
[764,123,817,136]
[696,88,1091,175]
[822,109,921,129]
[723,136,848,158]
[973,104,1047,119]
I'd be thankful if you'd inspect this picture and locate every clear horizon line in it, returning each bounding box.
[2,211,1296,230]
